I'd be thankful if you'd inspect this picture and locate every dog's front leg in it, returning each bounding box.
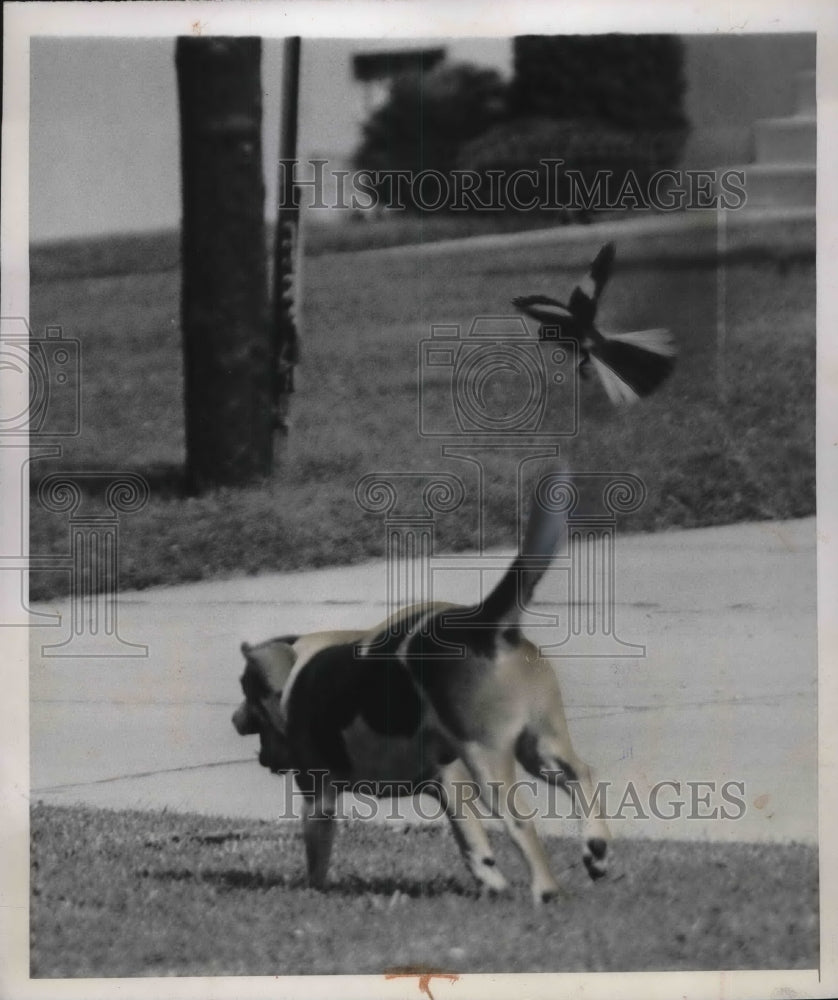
[462,742,562,905]
[301,788,338,889]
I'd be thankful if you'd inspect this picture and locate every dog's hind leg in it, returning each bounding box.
[301,787,339,889]
[461,742,562,905]
[432,759,509,895]
[515,726,610,881]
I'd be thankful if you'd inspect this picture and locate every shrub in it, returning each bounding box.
[353,61,507,179]
[510,34,688,134]
[457,115,687,216]
[352,38,689,216]
[453,35,690,217]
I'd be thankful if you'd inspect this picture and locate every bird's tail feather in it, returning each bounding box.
[590,328,676,405]
[608,328,677,357]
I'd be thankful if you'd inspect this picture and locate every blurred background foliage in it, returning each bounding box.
[353,35,689,216]
[354,61,508,179]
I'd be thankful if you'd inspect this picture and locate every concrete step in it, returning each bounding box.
[754,116,816,165]
[796,69,816,116]
[734,162,816,208]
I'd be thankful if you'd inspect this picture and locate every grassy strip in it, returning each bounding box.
[29,208,813,284]
[29,241,814,600]
[30,802,818,976]
[29,212,609,284]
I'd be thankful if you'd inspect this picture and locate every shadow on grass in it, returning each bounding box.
[30,459,303,503]
[146,866,478,899]
[31,805,820,975]
[31,461,188,500]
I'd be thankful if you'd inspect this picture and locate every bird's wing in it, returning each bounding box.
[586,241,617,302]
[567,241,617,322]
[512,295,574,324]
[512,294,569,310]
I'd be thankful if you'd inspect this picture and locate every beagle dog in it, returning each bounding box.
[232,474,610,904]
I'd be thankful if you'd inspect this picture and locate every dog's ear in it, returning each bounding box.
[241,639,297,696]
[238,640,297,769]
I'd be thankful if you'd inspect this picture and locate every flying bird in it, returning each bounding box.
[512,242,676,405]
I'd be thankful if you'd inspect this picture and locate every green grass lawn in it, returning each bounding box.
[30,802,818,976]
[28,211,607,284]
[28,232,815,600]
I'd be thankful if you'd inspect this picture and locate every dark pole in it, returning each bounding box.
[176,36,272,493]
[271,36,302,448]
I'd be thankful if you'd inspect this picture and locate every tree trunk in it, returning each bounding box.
[271,36,302,443]
[176,36,272,493]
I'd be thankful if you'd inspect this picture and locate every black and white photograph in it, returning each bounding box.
[1,1,835,997]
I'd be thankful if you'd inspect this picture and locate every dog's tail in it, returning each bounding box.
[478,469,571,627]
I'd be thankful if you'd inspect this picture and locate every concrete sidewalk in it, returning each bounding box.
[30,517,817,845]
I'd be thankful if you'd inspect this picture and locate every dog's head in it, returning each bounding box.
[233,638,297,773]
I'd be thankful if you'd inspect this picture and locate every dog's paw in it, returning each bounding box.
[583,857,608,880]
[474,857,510,895]
[583,837,608,880]
[529,872,565,905]
[532,882,568,905]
